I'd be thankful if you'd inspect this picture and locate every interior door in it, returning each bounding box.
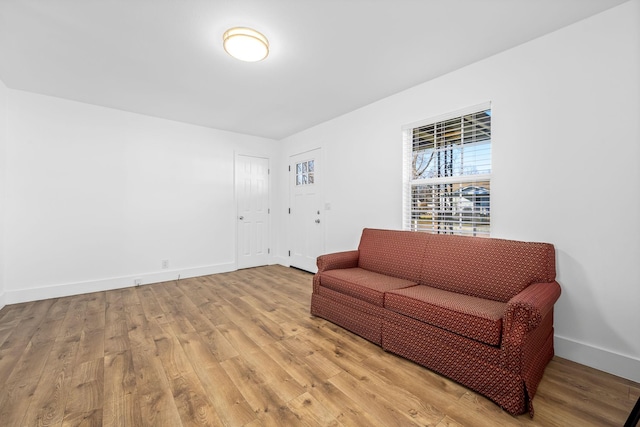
[289,149,324,273]
[236,155,270,269]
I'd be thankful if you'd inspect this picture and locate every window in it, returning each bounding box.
[295,160,314,186]
[403,104,491,236]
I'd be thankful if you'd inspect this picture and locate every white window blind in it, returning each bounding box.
[402,104,491,237]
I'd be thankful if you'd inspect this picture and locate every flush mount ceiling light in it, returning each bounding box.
[223,27,269,62]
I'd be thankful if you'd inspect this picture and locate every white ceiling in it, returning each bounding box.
[0,0,628,140]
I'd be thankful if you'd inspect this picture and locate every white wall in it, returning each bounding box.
[5,90,277,303]
[277,0,640,382]
[0,78,7,311]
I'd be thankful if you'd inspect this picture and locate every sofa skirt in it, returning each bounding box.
[383,310,528,415]
[311,292,385,345]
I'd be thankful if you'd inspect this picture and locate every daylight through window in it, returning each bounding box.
[402,104,491,236]
[295,160,314,186]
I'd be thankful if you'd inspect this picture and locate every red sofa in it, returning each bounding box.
[311,228,561,416]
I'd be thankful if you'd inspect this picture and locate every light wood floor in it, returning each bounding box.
[0,265,637,427]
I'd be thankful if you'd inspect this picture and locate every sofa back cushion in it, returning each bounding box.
[358,228,428,283]
[421,234,556,302]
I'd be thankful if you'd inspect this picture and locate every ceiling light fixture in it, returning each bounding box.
[223,27,269,62]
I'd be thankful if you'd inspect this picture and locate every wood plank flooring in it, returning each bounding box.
[0,265,637,426]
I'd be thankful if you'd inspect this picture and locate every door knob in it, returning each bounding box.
[315,219,321,223]
[239,216,244,220]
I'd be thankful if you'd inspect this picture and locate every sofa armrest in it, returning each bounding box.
[313,250,359,294]
[316,250,359,272]
[503,281,561,413]
[504,281,561,335]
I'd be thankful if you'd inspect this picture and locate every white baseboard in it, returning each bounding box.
[5,262,237,305]
[555,335,640,383]
[272,256,290,267]
[0,291,5,312]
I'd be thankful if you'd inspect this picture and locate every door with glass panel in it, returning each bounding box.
[289,149,324,273]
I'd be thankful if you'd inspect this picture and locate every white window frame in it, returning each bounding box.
[402,102,492,237]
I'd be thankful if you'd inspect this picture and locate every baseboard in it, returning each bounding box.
[555,335,640,383]
[0,291,5,312]
[5,262,237,305]
[272,256,290,267]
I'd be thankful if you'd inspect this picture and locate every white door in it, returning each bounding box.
[289,149,324,273]
[236,155,270,269]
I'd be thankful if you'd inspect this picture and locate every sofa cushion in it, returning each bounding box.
[319,268,417,307]
[384,285,506,346]
[357,228,429,283]
[421,234,556,302]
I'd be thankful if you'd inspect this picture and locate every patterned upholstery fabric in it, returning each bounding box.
[520,314,555,415]
[383,307,505,366]
[314,250,360,293]
[316,250,359,272]
[385,285,506,346]
[383,310,529,415]
[503,281,561,335]
[320,267,417,306]
[317,286,389,319]
[311,293,385,345]
[310,228,561,416]
[357,228,429,283]
[421,234,556,302]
